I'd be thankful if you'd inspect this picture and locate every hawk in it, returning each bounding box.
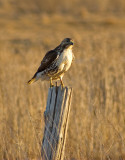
[28,38,74,87]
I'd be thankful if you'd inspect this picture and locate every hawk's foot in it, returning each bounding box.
[61,83,64,89]
[60,77,64,88]
[50,78,54,88]
[50,84,54,88]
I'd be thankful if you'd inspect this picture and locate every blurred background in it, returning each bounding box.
[0,0,125,159]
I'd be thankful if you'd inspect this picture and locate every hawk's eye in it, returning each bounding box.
[67,38,70,42]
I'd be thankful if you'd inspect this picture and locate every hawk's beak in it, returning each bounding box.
[70,40,74,45]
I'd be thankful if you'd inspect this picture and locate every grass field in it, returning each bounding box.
[0,0,125,159]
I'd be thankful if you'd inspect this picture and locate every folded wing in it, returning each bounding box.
[37,50,59,73]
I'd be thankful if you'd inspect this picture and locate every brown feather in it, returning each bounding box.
[37,50,59,73]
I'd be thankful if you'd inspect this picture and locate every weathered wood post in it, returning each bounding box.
[41,86,72,160]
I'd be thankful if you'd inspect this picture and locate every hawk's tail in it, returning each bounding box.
[27,77,36,85]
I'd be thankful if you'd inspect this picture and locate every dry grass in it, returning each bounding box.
[0,0,125,160]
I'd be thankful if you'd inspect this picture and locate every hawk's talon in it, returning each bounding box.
[61,81,64,88]
[60,77,64,88]
[50,78,54,88]
[61,84,64,89]
[50,84,54,88]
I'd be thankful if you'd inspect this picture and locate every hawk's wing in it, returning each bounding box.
[37,50,59,73]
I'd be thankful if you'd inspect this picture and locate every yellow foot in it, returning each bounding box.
[60,77,64,88]
[50,84,54,88]
[50,78,54,88]
[61,84,64,89]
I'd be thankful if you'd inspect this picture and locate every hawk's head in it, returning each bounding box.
[60,38,74,49]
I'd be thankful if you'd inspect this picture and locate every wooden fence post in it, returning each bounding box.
[41,86,72,160]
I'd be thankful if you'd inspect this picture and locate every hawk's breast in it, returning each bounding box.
[56,48,73,72]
